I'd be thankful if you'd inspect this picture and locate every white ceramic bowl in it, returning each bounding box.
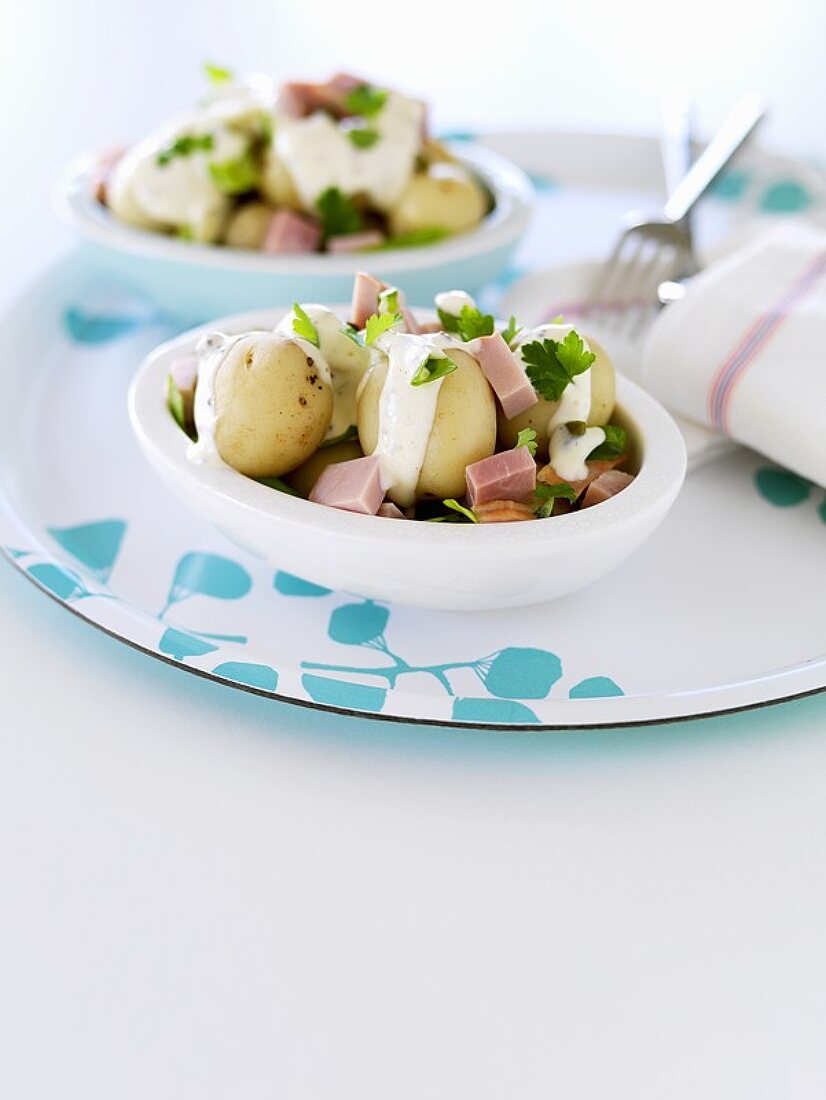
[57,141,534,322]
[129,307,687,611]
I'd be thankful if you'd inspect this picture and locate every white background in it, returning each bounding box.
[3,1,826,1096]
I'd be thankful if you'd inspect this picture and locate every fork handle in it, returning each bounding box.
[663,94,766,224]
[660,93,694,206]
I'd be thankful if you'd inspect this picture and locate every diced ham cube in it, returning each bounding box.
[377,501,406,519]
[465,446,537,508]
[169,356,198,427]
[473,333,538,419]
[262,209,322,254]
[351,272,385,327]
[309,455,384,515]
[538,455,626,499]
[326,230,386,254]
[279,74,365,119]
[581,469,634,508]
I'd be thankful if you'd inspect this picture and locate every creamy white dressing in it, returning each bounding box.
[434,290,477,318]
[188,331,244,467]
[275,304,368,439]
[372,332,452,506]
[548,424,606,483]
[515,320,596,435]
[274,91,424,213]
[108,113,247,239]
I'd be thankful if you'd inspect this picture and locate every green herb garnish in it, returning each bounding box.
[340,322,365,347]
[456,305,495,342]
[411,353,458,386]
[344,83,389,118]
[257,476,301,496]
[429,498,478,523]
[364,311,404,345]
[501,315,521,347]
[378,286,400,314]
[167,374,189,435]
[315,186,363,239]
[175,224,195,241]
[157,133,215,167]
[436,307,460,333]
[348,127,380,149]
[587,424,627,461]
[208,149,259,194]
[365,227,450,250]
[292,302,319,347]
[520,329,596,402]
[515,427,538,456]
[534,482,577,518]
[204,62,233,85]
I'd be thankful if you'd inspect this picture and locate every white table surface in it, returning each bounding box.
[4,5,826,1096]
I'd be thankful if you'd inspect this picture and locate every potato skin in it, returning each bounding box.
[223,201,275,249]
[497,336,616,457]
[214,335,333,478]
[285,438,364,498]
[388,163,488,237]
[357,347,496,504]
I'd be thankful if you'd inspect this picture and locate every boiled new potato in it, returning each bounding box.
[358,347,496,505]
[497,336,616,458]
[214,334,333,477]
[286,437,364,497]
[389,163,489,237]
[223,201,276,249]
[260,149,301,208]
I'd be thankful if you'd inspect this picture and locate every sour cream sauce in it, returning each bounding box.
[514,321,605,481]
[275,305,369,440]
[274,91,425,213]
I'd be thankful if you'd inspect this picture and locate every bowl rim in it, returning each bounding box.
[55,140,535,274]
[128,305,688,551]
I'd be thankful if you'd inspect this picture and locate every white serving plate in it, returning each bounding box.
[55,141,534,319]
[2,130,825,728]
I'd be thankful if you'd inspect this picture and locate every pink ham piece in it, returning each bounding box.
[473,333,538,419]
[309,455,384,515]
[581,469,634,509]
[350,272,422,331]
[351,272,385,327]
[262,209,322,254]
[326,230,386,254]
[169,356,198,426]
[465,446,537,508]
[279,73,365,119]
[377,501,406,519]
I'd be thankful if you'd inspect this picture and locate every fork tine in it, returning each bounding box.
[585,228,643,319]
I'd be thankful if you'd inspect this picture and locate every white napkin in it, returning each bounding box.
[641,221,826,487]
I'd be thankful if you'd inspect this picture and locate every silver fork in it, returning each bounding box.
[585,94,766,330]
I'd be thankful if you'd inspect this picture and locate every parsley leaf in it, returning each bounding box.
[428,499,478,523]
[315,187,362,240]
[366,227,450,250]
[515,427,537,456]
[436,308,460,333]
[157,133,214,166]
[344,83,389,118]
[292,303,319,347]
[500,315,521,347]
[410,353,459,386]
[364,311,404,345]
[456,305,495,342]
[340,322,365,347]
[348,127,380,149]
[204,62,234,85]
[521,330,596,402]
[587,424,627,461]
[175,224,195,241]
[534,482,577,518]
[208,149,259,194]
[378,286,400,314]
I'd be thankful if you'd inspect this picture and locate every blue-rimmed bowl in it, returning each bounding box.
[56,141,534,322]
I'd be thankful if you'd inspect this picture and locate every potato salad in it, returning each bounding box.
[100,66,491,254]
[167,274,636,523]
